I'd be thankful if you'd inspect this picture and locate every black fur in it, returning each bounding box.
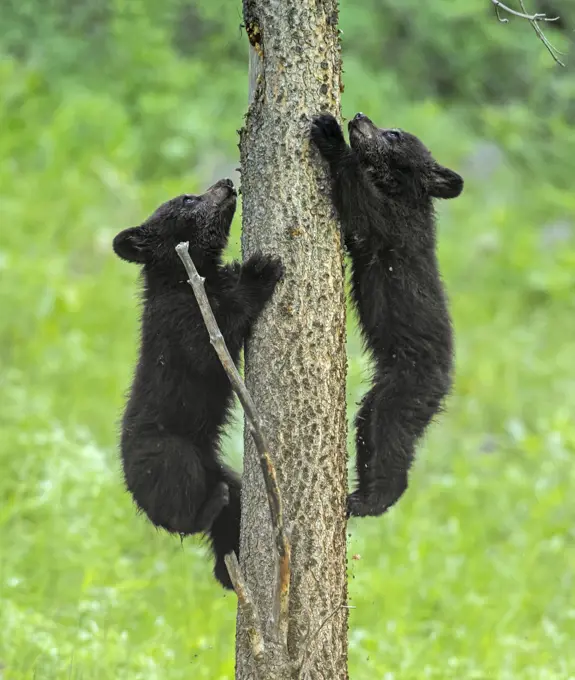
[113,178,283,588]
[310,113,463,517]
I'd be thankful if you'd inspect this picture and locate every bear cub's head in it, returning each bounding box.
[113,178,237,271]
[348,113,463,201]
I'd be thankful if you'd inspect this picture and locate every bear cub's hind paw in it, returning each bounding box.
[347,474,408,519]
[193,481,230,533]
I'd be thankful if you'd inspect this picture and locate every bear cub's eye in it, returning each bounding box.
[384,129,402,141]
[182,195,198,206]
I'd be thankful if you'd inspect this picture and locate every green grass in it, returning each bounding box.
[1,56,575,679]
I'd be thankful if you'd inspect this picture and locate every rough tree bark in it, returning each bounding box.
[237,0,348,678]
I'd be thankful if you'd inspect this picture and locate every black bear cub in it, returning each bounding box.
[113,178,283,589]
[311,113,463,518]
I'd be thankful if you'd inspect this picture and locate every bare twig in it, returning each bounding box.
[175,242,291,647]
[518,0,565,66]
[491,0,565,66]
[491,0,557,21]
[224,553,266,676]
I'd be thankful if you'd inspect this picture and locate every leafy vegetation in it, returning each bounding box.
[0,1,574,678]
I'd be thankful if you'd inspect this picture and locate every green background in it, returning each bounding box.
[1,1,574,678]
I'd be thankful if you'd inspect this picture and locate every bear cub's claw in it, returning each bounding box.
[347,473,408,518]
[245,253,285,285]
[311,114,346,150]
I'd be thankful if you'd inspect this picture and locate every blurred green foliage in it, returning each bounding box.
[1,1,574,678]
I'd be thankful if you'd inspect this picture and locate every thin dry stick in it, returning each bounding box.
[518,0,565,66]
[491,0,565,66]
[175,241,291,646]
[491,0,556,21]
[224,553,266,675]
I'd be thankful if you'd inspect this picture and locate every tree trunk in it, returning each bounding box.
[237,1,348,678]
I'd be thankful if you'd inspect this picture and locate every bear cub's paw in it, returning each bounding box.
[347,473,408,518]
[310,114,346,153]
[193,481,231,533]
[244,253,285,286]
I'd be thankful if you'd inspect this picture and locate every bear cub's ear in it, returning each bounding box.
[428,163,464,200]
[113,226,149,264]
